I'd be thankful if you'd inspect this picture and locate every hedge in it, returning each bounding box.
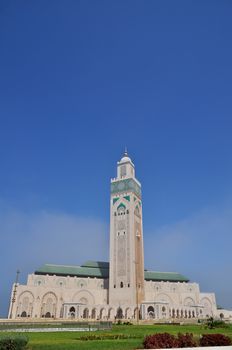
[143,332,231,349]
[0,335,28,350]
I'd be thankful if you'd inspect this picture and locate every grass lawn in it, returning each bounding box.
[1,324,232,349]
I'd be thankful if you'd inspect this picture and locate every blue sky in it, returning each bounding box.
[0,0,232,316]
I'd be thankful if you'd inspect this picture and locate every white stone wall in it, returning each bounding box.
[9,274,108,319]
[142,281,217,320]
[216,308,232,321]
[9,274,218,321]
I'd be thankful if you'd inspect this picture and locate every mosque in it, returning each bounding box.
[8,151,223,321]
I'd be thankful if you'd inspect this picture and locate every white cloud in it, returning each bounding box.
[144,203,232,309]
[1,200,232,316]
[0,206,108,316]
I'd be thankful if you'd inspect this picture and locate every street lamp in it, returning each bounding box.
[9,270,20,319]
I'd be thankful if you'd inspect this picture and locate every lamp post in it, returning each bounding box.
[9,270,20,319]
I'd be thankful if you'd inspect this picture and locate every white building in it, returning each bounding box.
[9,151,221,321]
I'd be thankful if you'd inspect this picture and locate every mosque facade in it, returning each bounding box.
[9,152,220,321]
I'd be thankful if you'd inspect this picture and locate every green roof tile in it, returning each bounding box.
[144,270,189,282]
[35,264,109,279]
[34,261,189,282]
[81,261,109,269]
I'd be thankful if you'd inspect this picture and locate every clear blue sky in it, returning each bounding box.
[0,0,232,316]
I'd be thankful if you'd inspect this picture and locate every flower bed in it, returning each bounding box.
[143,332,232,349]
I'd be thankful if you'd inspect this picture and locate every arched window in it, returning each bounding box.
[117,203,126,216]
[18,291,34,318]
[41,292,57,318]
[120,165,127,177]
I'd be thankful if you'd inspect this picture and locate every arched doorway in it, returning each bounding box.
[100,308,106,319]
[108,308,114,319]
[147,306,155,319]
[69,306,76,319]
[21,311,27,317]
[116,307,123,319]
[83,308,89,319]
[45,312,51,318]
[91,308,96,319]
[134,307,139,319]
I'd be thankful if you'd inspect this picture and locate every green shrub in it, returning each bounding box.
[205,316,228,329]
[0,335,28,350]
[80,333,139,341]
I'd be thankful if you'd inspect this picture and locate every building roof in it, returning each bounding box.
[34,261,189,282]
[81,261,109,269]
[144,270,189,282]
[35,261,109,279]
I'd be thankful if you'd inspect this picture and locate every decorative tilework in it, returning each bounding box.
[117,202,126,210]
[113,197,119,204]
[111,179,141,198]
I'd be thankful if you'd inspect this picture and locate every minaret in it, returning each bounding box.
[109,150,145,308]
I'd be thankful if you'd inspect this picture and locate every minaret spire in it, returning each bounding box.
[124,146,128,156]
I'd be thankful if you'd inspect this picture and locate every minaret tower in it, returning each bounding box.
[109,150,145,308]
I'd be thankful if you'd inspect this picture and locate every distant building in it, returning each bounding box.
[9,152,221,321]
